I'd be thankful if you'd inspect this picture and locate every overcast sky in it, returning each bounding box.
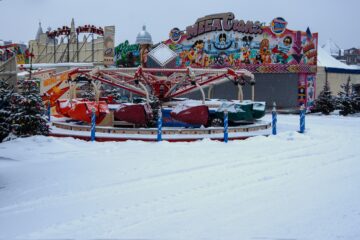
[0,0,358,49]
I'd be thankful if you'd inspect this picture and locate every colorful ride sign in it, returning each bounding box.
[163,12,318,73]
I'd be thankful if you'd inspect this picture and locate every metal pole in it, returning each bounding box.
[47,101,51,122]
[91,108,96,141]
[29,47,33,80]
[53,37,56,63]
[272,102,277,135]
[207,84,213,99]
[67,35,70,63]
[250,79,256,101]
[224,109,228,143]
[237,84,243,102]
[76,33,79,62]
[139,82,150,104]
[299,104,305,133]
[157,108,162,142]
[92,33,94,62]
[195,82,206,104]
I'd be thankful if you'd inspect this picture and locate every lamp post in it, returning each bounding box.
[224,109,229,143]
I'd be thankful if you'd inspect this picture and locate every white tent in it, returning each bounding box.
[317,47,360,70]
[321,39,342,57]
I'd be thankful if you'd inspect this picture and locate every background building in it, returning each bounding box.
[317,47,360,96]
[322,39,360,67]
[343,48,360,66]
[28,19,115,65]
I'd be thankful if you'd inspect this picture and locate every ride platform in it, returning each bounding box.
[49,119,271,142]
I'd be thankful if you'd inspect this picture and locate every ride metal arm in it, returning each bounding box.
[68,67,254,101]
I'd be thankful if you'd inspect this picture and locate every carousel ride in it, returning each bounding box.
[46,66,270,141]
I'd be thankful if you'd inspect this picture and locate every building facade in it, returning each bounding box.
[115,13,318,109]
[343,48,360,66]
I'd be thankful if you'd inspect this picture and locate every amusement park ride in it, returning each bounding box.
[49,66,266,128]
[34,63,271,141]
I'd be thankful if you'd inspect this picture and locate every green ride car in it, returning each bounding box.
[209,101,266,126]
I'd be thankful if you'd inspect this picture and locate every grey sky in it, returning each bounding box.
[0,0,358,49]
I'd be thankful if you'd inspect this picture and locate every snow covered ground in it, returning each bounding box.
[0,114,360,239]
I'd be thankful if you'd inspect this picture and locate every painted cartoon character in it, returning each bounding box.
[260,39,270,56]
[227,54,235,66]
[193,40,205,66]
[219,33,227,49]
[272,45,288,64]
[231,53,240,67]
[263,51,272,63]
[259,39,272,63]
[283,36,292,47]
[191,40,209,67]
[140,44,150,67]
[214,53,227,66]
[179,50,190,67]
[242,36,254,48]
[241,47,251,64]
[254,53,262,64]
[203,55,211,67]
[187,49,196,65]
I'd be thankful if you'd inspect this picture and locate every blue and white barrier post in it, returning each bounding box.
[157,108,162,142]
[224,109,229,143]
[299,104,306,133]
[272,102,277,135]
[47,101,51,122]
[91,108,96,142]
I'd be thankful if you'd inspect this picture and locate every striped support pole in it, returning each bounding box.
[47,101,51,122]
[91,108,96,142]
[272,102,277,135]
[224,110,228,143]
[300,104,306,133]
[157,108,162,142]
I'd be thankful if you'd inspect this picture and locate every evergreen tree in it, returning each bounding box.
[8,80,49,137]
[0,79,13,142]
[336,76,354,116]
[312,78,335,115]
[350,87,360,113]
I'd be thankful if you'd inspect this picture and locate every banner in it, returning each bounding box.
[103,26,115,66]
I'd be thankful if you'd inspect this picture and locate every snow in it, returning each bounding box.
[171,100,205,114]
[218,102,243,113]
[1,114,360,239]
[253,101,266,111]
[349,65,360,70]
